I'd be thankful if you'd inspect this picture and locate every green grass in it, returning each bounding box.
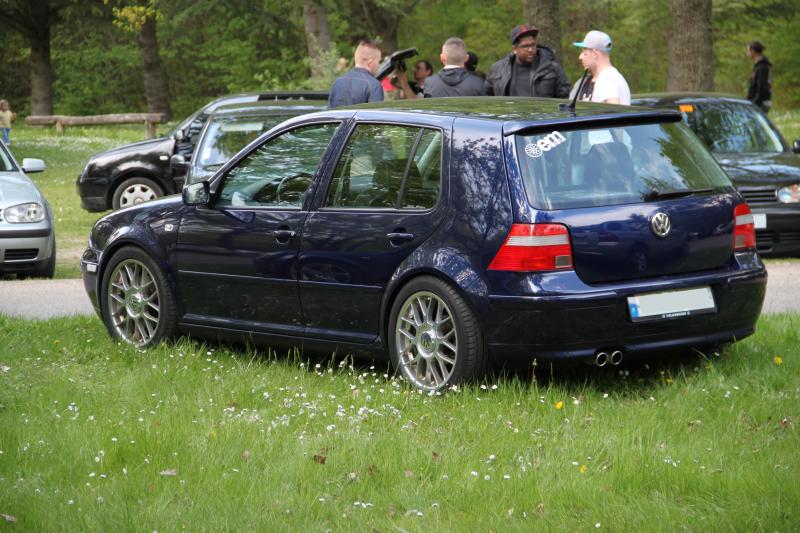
[1,313,798,530]
[6,124,170,279]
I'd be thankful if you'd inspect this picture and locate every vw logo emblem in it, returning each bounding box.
[650,212,671,238]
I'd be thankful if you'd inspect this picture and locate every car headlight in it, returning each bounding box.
[3,202,45,223]
[777,184,800,203]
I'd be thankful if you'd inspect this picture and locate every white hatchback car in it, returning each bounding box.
[0,140,55,278]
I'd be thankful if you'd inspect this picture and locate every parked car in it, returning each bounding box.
[76,91,328,212]
[81,98,766,392]
[632,93,800,255]
[0,141,55,278]
[178,100,328,187]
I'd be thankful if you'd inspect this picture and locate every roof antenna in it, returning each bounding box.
[559,69,589,114]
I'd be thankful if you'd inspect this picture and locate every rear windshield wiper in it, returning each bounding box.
[642,187,713,202]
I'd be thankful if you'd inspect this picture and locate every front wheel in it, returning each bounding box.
[100,247,177,348]
[388,276,485,392]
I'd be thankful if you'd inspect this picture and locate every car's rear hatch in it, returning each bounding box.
[512,118,741,284]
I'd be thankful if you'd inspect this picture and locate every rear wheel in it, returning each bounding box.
[112,177,164,210]
[100,247,177,348]
[388,276,485,392]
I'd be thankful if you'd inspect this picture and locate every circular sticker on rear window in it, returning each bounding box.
[525,143,543,158]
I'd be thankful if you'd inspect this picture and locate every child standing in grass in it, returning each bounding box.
[0,99,17,146]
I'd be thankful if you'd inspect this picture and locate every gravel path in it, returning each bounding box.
[0,261,798,319]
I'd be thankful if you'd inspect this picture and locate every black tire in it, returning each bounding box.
[112,177,164,210]
[100,246,178,348]
[388,276,485,392]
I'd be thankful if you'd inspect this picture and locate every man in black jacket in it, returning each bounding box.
[747,41,772,113]
[485,24,571,98]
[423,37,484,98]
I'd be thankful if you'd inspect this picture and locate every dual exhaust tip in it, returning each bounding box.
[595,349,623,367]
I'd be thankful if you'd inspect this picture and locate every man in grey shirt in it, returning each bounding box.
[423,37,484,98]
[329,40,384,108]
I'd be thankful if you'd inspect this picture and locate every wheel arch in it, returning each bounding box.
[95,238,178,317]
[379,256,488,350]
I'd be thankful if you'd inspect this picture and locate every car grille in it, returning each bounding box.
[739,188,776,204]
[3,248,39,261]
[755,231,800,253]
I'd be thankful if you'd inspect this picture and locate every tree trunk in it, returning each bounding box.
[29,27,53,116]
[138,16,171,120]
[669,0,714,91]
[523,0,563,62]
[303,1,331,85]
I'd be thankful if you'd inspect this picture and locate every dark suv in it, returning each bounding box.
[76,91,328,212]
[81,98,766,392]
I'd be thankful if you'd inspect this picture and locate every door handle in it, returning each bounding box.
[273,229,296,242]
[387,232,415,244]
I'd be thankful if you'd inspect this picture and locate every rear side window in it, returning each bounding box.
[325,123,442,209]
[515,122,733,210]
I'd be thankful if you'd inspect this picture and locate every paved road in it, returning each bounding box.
[1,262,798,319]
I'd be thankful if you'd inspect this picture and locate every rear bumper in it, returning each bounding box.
[484,262,767,363]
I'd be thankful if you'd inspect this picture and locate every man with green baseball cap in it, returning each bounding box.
[571,30,630,105]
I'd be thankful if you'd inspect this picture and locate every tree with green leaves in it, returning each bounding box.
[106,0,171,119]
[0,0,74,115]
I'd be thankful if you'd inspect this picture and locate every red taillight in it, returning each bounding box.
[733,203,756,250]
[488,223,573,271]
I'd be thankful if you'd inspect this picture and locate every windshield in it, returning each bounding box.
[195,115,297,168]
[515,122,733,210]
[683,101,784,153]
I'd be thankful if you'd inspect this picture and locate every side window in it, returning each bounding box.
[403,129,442,209]
[325,124,442,209]
[216,123,338,209]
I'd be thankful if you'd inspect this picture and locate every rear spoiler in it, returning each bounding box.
[503,109,682,137]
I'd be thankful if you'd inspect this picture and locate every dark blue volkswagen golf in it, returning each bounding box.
[81,98,767,392]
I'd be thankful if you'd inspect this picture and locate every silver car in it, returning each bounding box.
[0,141,55,278]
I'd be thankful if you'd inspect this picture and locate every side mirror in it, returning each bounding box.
[183,181,210,206]
[170,153,190,172]
[792,139,800,154]
[21,158,47,173]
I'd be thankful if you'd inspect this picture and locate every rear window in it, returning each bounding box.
[515,122,733,210]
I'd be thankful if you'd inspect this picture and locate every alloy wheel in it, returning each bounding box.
[395,290,458,391]
[106,258,161,347]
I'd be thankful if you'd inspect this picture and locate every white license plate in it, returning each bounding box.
[628,287,716,322]
[752,213,767,229]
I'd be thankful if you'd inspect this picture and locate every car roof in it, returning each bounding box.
[202,91,329,115]
[329,97,681,136]
[209,100,328,119]
[631,92,750,107]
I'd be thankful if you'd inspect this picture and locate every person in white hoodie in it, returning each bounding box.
[571,30,630,105]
